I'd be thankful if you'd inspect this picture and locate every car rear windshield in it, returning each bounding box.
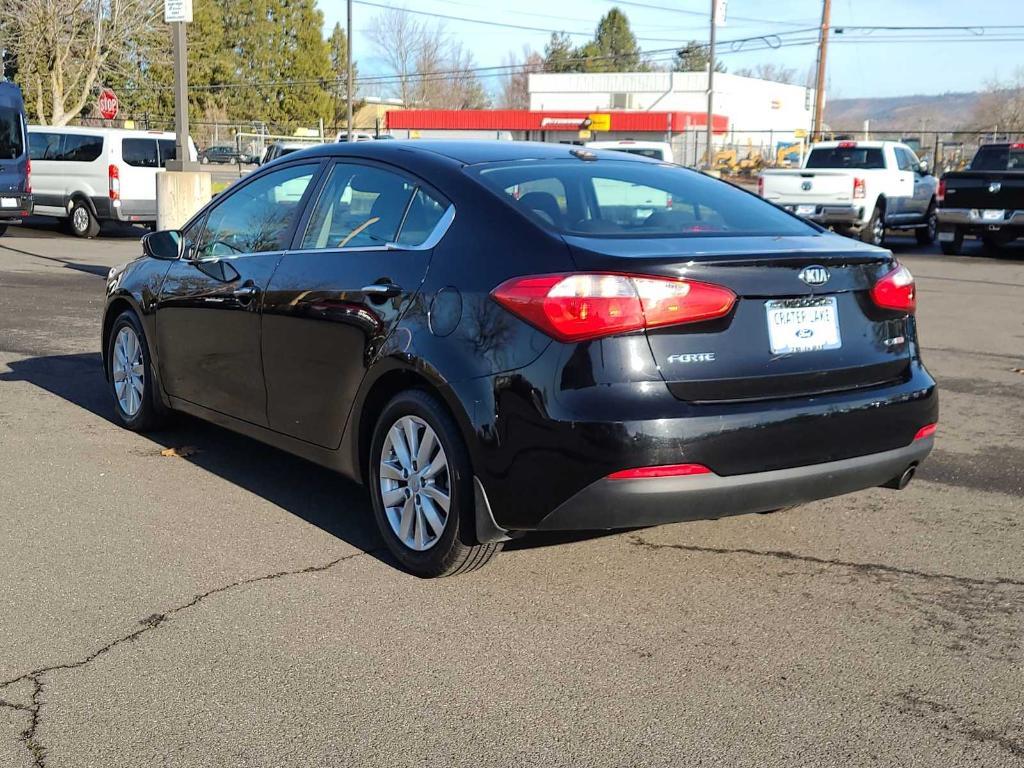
[969,145,1024,171]
[0,107,24,160]
[805,147,885,169]
[470,159,815,238]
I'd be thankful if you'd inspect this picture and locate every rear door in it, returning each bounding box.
[261,160,450,447]
[0,97,26,200]
[155,161,321,424]
[120,137,160,213]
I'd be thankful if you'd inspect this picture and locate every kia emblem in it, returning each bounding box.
[799,265,830,286]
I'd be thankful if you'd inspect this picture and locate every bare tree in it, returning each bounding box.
[367,8,488,109]
[499,47,543,109]
[971,68,1024,133]
[2,0,163,125]
[733,63,797,84]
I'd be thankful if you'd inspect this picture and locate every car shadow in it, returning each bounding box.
[1,352,627,567]
[0,238,115,277]
[0,352,396,569]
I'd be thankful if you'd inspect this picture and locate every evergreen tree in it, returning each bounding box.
[328,22,358,129]
[579,8,641,72]
[673,41,726,73]
[543,32,579,73]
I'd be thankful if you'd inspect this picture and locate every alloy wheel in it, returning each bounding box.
[379,415,451,551]
[72,206,90,234]
[112,326,145,417]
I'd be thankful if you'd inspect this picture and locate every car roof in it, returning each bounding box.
[0,82,25,110]
[275,139,655,166]
[27,125,180,140]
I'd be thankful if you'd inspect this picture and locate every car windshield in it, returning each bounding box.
[970,146,1024,171]
[805,147,885,169]
[470,159,815,238]
[0,107,24,160]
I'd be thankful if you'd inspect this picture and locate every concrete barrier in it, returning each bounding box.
[156,171,212,231]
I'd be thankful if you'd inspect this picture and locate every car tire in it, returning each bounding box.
[368,389,501,578]
[0,224,7,237]
[860,204,886,247]
[201,156,210,165]
[939,227,964,255]
[916,202,937,245]
[106,310,167,432]
[229,156,237,165]
[69,200,100,238]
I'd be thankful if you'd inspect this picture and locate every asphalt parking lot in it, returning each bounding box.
[1,221,1022,767]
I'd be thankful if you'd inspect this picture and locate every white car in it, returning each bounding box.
[28,126,198,237]
[585,140,675,164]
[758,140,938,246]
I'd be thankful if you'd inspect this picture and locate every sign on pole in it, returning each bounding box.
[164,0,193,23]
[97,88,119,120]
[714,0,727,25]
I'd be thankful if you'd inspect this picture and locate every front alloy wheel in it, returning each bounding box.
[106,310,165,431]
[369,390,501,577]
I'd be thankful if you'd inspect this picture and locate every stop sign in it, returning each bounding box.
[97,88,119,120]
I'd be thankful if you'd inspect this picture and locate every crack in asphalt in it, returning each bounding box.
[0,549,376,768]
[628,535,1024,588]
[896,691,1024,759]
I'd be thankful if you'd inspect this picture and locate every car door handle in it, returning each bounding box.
[361,283,402,298]
[233,283,259,303]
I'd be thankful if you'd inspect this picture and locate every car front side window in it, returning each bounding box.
[194,163,316,260]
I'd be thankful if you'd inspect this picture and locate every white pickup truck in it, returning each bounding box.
[758,140,939,247]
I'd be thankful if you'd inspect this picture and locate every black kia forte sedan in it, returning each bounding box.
[102,140,937,577]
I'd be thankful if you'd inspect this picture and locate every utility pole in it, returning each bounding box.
[346,0,354,141]
[704,0,719,168]
[167,21,197,171]
[812,0,831,141]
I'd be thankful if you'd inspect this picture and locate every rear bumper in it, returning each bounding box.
[535,437,933,531]
[937,207,1023,236]
[0,193,33,222]
[112,198,156,223]
[779,203,863,226]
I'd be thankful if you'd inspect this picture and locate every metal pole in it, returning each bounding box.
[812,0,831,141]
[168,21,192,170]
[346,0,353,141]
[704,0,717,169]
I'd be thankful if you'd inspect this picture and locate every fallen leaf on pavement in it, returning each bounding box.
[160,446,198,458]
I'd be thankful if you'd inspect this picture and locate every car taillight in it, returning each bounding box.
[914,423,937,441]
[853,177,866,199]
[838,141,857,148]
[607,463,712,480]
[25,158,31,194]
[870,264,916,313]
[757,175,764,196]
[108,164,120,201]
[491,273,737,342]
[937,178,946,202]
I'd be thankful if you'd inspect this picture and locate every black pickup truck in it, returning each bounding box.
[937,142,1024,254]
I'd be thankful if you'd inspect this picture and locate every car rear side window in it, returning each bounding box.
[58,135,103,162]
[29,132,61,160]
[0,107,24,160]
[195,164,316,258]
[122,138,159,168]
[472,159,814,238]
[805,147,885,169]
[300,163,436,250]
[158,139,178,166]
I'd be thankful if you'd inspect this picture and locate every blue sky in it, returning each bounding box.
[321,0,1024,100]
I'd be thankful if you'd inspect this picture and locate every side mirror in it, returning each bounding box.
[918,160,930,175]
[142,230,183,260]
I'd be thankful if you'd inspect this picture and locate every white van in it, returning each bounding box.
[27,126,198,237]
[585,140,675,164]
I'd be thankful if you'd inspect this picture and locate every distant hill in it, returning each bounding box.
[825,92,983,132]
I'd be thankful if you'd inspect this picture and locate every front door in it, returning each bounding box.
[155,161,321,425]
[261,160,451,447]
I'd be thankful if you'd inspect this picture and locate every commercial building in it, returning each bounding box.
[385,70,813,165]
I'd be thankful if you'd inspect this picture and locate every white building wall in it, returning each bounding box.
[528,71,813,147]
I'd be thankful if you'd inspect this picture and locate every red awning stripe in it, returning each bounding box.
[385,109,728,133]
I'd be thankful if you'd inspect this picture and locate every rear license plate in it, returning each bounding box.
[982,209,1005,221]
[938,231,955,242]
[766,297,841,354]
[0,197,16,208]
[796,204,817,216]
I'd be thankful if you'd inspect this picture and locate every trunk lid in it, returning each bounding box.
[761,170,853,204]
[565,234,913,403]
[941,171,1024,211]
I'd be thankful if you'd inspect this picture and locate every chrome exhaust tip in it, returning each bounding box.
[882,464,917,491]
